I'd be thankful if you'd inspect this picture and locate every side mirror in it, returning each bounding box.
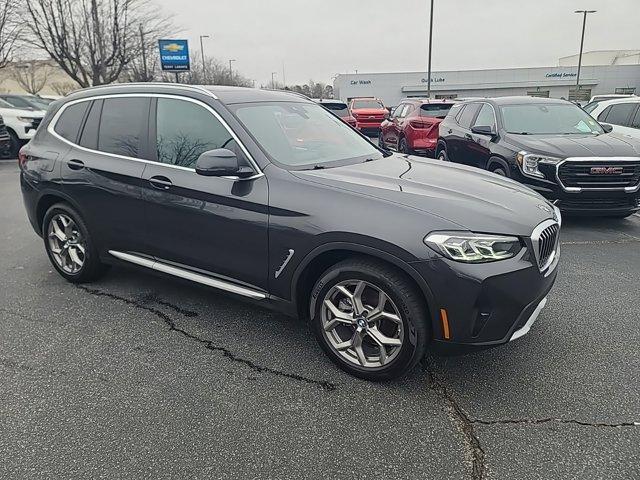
[195,149,254,178]
[471,125,496,137]
[600,123,613,133]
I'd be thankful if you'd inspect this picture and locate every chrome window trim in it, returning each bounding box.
[109,250,266,299]
[47,92,263,179]
[530,218,560,273]
[555,156,640,193]
[69,82,218,99]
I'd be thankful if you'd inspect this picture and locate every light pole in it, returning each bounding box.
[199,35,210,80]
[228,59,236,80]
[427,0,434,98]
[271,71,277,89]
[574,10,596,92]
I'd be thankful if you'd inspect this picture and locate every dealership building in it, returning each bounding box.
[333,50,640,107]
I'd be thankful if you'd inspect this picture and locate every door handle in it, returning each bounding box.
[149,176,173,190]
[67,159,85,170]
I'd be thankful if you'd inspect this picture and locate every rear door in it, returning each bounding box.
[140,95,269,291]
[600,102,640,139]
[447,103,480,165]
[58,96,151,254]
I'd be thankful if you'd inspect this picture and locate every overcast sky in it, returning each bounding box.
[155,0,638,86]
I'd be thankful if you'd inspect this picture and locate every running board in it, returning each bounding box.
[108,250,266,300]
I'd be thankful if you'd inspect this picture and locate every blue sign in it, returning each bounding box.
[158,39,190,71]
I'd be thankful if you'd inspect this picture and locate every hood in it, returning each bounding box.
[293,155,556,237]
[0,106,46,118]
[504,132,640,158]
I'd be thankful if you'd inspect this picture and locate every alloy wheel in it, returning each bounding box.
[47,213,86,274]
[321,280,404,368]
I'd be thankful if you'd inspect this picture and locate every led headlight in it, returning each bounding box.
[515,151,561,179]
[425,232,522,263]
[16,116,35,124]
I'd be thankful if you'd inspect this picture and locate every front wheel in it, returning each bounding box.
[310,258,430,381]
[436,146,448,162]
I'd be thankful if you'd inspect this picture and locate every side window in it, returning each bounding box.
[458,103,481,129]
[98,97,151,158]
[54,102,89,142]
[473,104,496,130]
[393,104,406,118]
[603,103,636,126]
[156,98,242,168]
[596,106,611,122]
[79,100,102,150]
[402,104,414,117]
[630,107,640,129]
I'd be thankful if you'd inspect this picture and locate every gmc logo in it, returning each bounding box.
[590,166,624,175]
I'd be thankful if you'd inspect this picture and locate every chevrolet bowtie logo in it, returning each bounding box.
[162,43,184,53]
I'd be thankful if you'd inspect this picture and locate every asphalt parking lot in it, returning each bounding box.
[1,158,639,480]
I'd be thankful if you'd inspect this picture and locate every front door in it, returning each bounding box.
[140,96,269,291]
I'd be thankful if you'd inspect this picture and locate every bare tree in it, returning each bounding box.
[23,0,172,87]
[50,81,78,95]
[174,56,253,87]
[12,61,51,94]
[0,0,21,68]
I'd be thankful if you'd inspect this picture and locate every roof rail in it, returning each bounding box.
[68,82,218,99]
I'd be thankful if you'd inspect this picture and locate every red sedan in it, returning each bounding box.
[379,99,455,156]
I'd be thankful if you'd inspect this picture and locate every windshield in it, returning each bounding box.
[231,101,383,168]
[352,99,384,110]
[500,103,604,135]
[321,103,349,117]
[420,104,453,118]
[0,99,14,108]
[2,96,39,110]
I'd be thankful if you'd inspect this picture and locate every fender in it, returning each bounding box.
[34,187,89,235]
[486,156,511,175]
[291,241,437,322]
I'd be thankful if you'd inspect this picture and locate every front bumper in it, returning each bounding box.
[412,243,558,352]
[509,165,640,215]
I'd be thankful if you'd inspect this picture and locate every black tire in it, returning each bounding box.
[310,257,430,381]
[436,145,448,162]
[42,203,109,283]
[489,164,508,177]
[7,129,21,158]
[398,137,413,155]
[378,132,386,149]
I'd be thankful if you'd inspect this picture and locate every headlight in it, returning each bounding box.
[425,232,522,263]
[516,151,562,179]
[16,116,35,124]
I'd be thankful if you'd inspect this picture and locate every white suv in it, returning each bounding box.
[583,97,640,141]
[0,99,46,157]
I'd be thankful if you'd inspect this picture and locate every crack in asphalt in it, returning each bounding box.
[423,361,639,480]
[423,362,486,480]
[77,286,337,391]
[471,418,640,428]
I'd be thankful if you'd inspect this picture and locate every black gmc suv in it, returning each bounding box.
[20,84,561,380]
[437,97,640,217]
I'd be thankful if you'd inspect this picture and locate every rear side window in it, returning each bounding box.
[631,107,640,129]
[457,103,481,129]
[54,102,89,142]
[602,103,636,126]
[79,100,102,149]
[596,106,611,122]
[155,98,242,168]
[98,97,150,158]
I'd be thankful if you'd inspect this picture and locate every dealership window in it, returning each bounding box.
[54,102,89,142]
[614,87,636,95]
[98,97,150,158]
[527,90,550,98]
[156,98,243,168]
[601,103,636,126]
[568,87,591,102]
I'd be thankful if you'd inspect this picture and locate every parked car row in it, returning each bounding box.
[0,95,48,157]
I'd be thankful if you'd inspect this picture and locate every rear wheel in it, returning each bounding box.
[398,137,413,155]
[43,203,109,283]
[436,145,448,162]
[310,258,429,381]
